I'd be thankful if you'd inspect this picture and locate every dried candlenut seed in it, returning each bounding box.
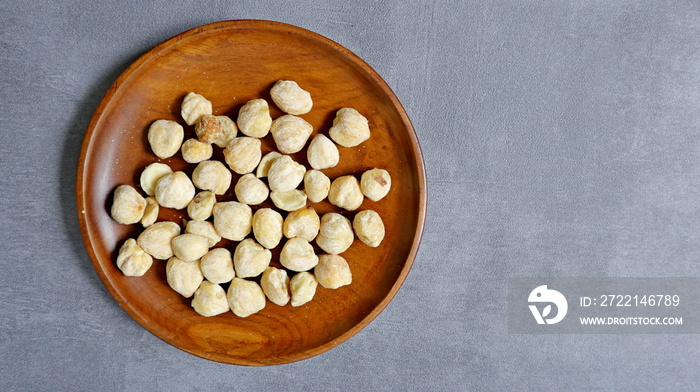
[192,281,229,317]
[235,174,269,205]
[181,138,213,164]
[280,238,319,272]
[328,108,370,147]
[140,162,172,196]
[191,160,232,195]
[137,221,180,260]
[181,92,212,126]
[315,254,352,289]
[155,171,195,210]
[283,206,320,242]
[140,197,159,227]
[171,234,209,262]
[353,210,385,247]
[166,257,203,298]
[289,271,317,307]
[328,175,364,211]
[215,115,238,148]
[148,119,185,159]
[185,220,221,248]
[200,248,235,284]
[233,238,272,278]
[316,213,354,255]
[307,134,339,170]
[227,278,266,317]
[303,170,330,203]
[361,168,391,202]
[237,99,272,138]
[270,80,313,115]
[116,238,153,277]
[187,191,216,221]
[270,115,313,154]
[111,185,146,224]
[256,151,282,178]
[213,202,252,241]
[194,114,222,144]
[268,155,305,192]
[261,267,290,306]
[270,189,307,212]
[115,82,395,315]
[252,208,283,249]
[224,137,262,174]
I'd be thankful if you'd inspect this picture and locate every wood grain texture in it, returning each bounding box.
[76,20,426,365]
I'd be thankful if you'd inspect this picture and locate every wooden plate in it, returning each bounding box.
[76,20,426,365]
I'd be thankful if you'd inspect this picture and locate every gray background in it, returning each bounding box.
[2,0,699,390]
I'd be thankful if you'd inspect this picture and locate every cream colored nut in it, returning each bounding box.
[181,138,213,164]
[307,134,339,170]
[353,210,385,247]
[185,220,221,248]
[270,190,307,212]
[166,256,203,298]
[191,281,229,317]
[270,115,313,154]
[194,114,222,144]
[227,278,265,318]
[268,155,305,192]
[200,248,235,284]
[283,206,320,242]
[213,202,252,241]
[280,238,319,272]
[270,80,313,115]
[315,254,352,289]
[252,208,283,249]
[116,238,153,277]
[316,213,354,255]
[237,99,272,138]
[215,115,238,148]
[148,119,184,159]
[328,175,364,211]
[111,185,146,224]
[303,170,330,203]
[290,271,318,307]
[140,197,159,227]
[256,151,282,178]
[181,92,212,126]
[137,221,180,260]
[191,160,232,195]
[187,191,216,221]
[171,234,209,262]
[328,108,370,147]
[361,168,392,202]
[234,174,269,205]
[154,171,195,210]
[223,137,262,174]
[261,267,290,306]
[140,162,172,196]
[233,238,271,278]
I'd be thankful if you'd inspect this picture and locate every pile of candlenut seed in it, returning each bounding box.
[110,80,391,318]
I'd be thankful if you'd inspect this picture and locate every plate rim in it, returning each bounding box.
[76,19,427,365]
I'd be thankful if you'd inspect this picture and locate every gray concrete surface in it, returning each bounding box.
[2,1,699,390]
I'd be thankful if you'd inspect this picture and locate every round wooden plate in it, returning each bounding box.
[76,20,426,365]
